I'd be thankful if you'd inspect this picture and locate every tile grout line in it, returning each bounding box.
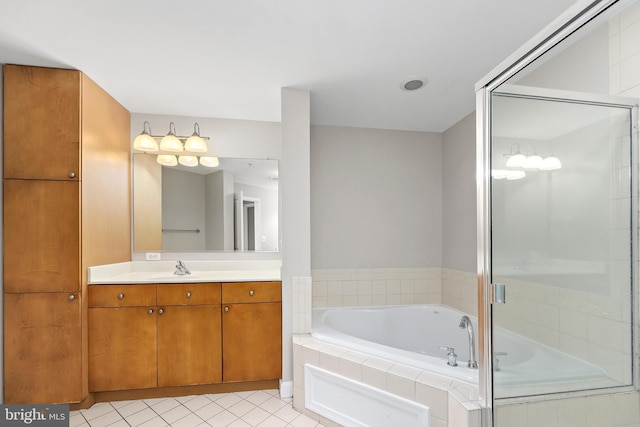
[73,390,320,427]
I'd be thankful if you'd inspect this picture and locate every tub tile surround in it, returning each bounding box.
[292,276,313,334]
[311,267,477,315]
[292,334,481,427]
[441,269,478,315]
[312,267,446,308]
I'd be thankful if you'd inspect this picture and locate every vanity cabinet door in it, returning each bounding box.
[88,306,157,391]
[157,304,222,387]
[4,292,82,403]
[222,302,282,382]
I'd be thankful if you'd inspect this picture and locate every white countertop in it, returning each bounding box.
[88,260,281,284]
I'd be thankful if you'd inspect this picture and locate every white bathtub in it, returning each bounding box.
[312,304,608,391]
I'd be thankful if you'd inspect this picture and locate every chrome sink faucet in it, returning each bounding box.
[459,316,478,369]
[174,260,191,275]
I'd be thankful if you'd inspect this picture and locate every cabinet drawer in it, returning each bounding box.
[157,283,221,306]
[222,281,281,304]
[88,285,156,307]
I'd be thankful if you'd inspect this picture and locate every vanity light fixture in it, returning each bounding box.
[184,123,208,152]
[132,121,218,167]
[159,122,183,152]
[133,121,159,152]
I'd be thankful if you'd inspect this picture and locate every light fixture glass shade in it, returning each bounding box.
[540,156,562,170]
[178,155,199,167]
[159,122,183,152]
[160,134,183,152]
[506,153,526,168]
[133,133,159,152]
[184,124,208,152]
[200,156,220,167]
[133,121,159,152]
[184,135,207,152]
[524,154,543,169]
[156,154,178,166]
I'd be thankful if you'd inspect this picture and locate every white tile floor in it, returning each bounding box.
[70,389,324,427]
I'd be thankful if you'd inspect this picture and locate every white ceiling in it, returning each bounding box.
[0,0,577,133]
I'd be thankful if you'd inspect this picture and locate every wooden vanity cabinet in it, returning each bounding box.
[3,64,131,404]
[222,281,282,383]
[88,283,223,392]
[88,285,157,392]
[156,283,222,387]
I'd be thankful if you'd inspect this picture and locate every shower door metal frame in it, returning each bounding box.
[475,0,634,425]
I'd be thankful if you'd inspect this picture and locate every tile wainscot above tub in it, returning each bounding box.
[88,260,282,284]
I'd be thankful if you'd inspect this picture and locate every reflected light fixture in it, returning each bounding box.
[540,156,562,170]
[178,155,199,167]
[132,121,217,167]
[199,156,220,167]
[523,153,543,169]
[492,169,526,180]
[503,143,562,175]
[505,145,526,168]
[156,154,178,166]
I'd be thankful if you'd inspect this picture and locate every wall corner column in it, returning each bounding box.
[280,88,311,394]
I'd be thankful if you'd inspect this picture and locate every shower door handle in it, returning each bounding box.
[492,283,506,304]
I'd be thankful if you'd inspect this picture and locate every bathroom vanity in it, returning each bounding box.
[85,261,282,403]
[2,63,284,407]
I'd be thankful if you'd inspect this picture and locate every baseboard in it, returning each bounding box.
[279,379,294,398]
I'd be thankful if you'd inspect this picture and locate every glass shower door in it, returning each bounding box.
[490,87,635,423]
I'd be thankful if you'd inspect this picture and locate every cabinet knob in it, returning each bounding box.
[158,308,164,315]
[186,292,192,298]
[68,294,76,301]
[118,293,124,299]
[68,172,76,178]
[148,309,154,314]
[224,306,229,312]
[249,290,254,296]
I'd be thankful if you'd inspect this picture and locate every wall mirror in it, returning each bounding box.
[133,153,279,252]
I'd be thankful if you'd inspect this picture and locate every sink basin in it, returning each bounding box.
[149,275,202,281]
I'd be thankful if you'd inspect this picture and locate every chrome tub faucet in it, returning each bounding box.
[459,315,478,369]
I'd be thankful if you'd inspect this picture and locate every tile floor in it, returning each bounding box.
[70,389,324,427]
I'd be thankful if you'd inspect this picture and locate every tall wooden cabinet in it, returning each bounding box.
[3,64,131,404]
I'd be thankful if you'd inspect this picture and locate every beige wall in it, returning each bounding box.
[310,125,443,269]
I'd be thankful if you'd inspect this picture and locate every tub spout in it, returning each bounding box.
[459,316,478,369]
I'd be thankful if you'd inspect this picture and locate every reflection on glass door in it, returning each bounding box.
[490,88,635,417]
